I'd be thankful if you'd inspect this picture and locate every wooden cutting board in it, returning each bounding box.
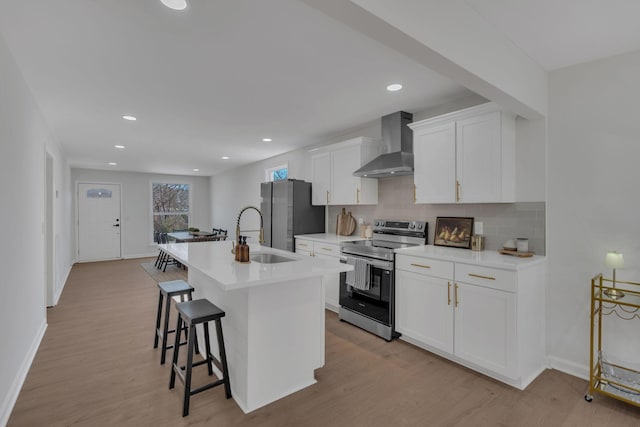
[498,249,534,258]
[336,208,357,236]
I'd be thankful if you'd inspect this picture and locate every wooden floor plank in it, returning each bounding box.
[7,258,640,426]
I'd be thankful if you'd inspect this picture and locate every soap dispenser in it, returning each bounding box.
[234,235,243,262]
[240,236,250,262]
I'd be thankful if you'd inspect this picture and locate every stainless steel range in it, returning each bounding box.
[339,219,427,341]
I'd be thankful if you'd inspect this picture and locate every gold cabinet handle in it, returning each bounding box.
[356,188,360,204]
[447,282,451,306]
[298,243,309,247]
[410,263,431,269]
[456,180,461,202]
[319,247,333,251]
[326,190,330,204]
[455,283,459,307]
[468,273,496,281]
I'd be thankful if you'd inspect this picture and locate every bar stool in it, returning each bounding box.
[153,280,195,364]
[169,299,231,417]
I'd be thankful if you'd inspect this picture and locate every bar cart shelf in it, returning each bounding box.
[585,274,640,407]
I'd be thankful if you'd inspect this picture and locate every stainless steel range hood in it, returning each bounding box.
[353,111,413,178]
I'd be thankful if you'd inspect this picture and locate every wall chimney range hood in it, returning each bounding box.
[353,111,413,178]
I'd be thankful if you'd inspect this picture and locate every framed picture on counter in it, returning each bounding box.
[434,217,474,249]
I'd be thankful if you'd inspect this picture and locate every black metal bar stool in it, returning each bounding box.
[153,280,195,364]
[169,299,231,417]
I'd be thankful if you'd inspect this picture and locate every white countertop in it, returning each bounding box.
[395,245,546,271]
[160,240,351,290]
[294,233,367,243]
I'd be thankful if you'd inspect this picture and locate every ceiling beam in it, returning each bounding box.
[301,0,547,119]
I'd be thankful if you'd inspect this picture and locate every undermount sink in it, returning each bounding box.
[250,252,297,264]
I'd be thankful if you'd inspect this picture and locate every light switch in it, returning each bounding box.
[475,221,483,235]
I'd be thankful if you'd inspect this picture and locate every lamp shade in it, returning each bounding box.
[605,251,624,269]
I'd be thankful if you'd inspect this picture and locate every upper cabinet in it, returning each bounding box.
[410,103,516,203]
[311,137,380,205]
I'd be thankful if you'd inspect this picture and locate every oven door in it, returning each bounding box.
[339,254,394,325]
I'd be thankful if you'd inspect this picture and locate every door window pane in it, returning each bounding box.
[87,188,112,198]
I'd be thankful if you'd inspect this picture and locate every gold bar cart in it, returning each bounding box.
[585,274,640,406]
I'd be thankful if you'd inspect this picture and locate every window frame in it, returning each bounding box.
[265,162,289,182]
[150,180,193,243]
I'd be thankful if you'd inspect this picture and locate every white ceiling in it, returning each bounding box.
[1,1,640,176]
[466,0,640,70]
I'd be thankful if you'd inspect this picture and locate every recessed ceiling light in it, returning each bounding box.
[114,145,125,149]
[262,138,272,142]
[108,162,117,166]
[122,115,137,121]
[160,0,188,10]
[221,156,229,160]
[193,168,199,172]
[386,83,403,92]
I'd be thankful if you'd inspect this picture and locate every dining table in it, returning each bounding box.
[167,231,223,243]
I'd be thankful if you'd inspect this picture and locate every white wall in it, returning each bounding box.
[46,142,73,306]
[71,169,211,259]
[0,33,72,425]
[547,50,640,377]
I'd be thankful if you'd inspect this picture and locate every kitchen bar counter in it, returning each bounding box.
[159,241,351,413]
[161,240,348,290]
[293,232,367,244]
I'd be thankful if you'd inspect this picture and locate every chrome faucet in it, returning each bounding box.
[232,206,264,254]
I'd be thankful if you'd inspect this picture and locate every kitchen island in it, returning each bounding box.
[159,240,351,413]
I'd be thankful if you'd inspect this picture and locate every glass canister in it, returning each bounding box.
[471,235,485,251]
[517,238,529,252]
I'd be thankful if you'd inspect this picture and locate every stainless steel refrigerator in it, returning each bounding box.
[260,179,325,252]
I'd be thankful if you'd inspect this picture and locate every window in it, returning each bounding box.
[152,182,190,234]
[265,164,288,182]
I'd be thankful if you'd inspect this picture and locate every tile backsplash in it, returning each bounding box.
[328,176,546,255]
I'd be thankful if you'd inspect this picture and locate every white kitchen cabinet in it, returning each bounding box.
[295,237,342,312]
[311,152,331,205]
[410,102,516,203]
[395,249,545,390]
[311,137,379,205]
[396,269,454,353]
[454,281,516,378]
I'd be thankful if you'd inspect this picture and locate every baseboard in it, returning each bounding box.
[52,264,73,306]
[547,356,589,381]
[123,252,157,260]
[0,320,47,427]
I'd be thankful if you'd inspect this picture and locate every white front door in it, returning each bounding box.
[77,183,122,261]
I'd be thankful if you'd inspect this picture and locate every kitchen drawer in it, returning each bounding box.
[295,248,312,257]
[455,263,515,293]
[295,239,313,252]
[313,242,340,258]
[396,254,453,280]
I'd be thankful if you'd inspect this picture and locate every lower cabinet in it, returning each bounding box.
[453,281,516,378]
[395,253,544,389]
[295,237,341,312]
[396,270,453,353]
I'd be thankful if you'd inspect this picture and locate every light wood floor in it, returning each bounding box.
[8,258,640,426]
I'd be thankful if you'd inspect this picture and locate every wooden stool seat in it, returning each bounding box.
[169,298,231,417]
[153,280,195,364]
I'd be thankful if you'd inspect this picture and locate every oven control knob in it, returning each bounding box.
[416,223,423,230]
[409,222,415,229]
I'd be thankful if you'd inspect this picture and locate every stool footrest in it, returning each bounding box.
[190,379,225,396]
